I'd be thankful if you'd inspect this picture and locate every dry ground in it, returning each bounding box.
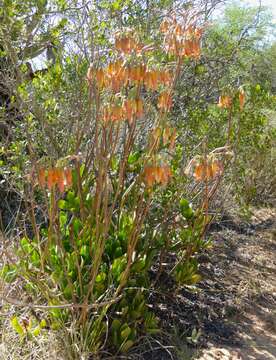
[146,207,276,360]
[196,208,276,360]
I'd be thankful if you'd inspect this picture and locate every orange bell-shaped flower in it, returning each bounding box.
[218,95,232,109]
[158,91,172,111]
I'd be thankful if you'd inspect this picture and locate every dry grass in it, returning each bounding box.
[0,318,64,360]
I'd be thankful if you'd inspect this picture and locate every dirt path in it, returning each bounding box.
[196,208,276,360]
[145,208,276,360]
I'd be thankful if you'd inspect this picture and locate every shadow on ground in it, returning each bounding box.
[136,208,276,360]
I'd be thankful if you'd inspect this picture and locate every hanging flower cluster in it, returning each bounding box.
[144,70,172,90]
[102,99,143,123]
[218,95,232,109]
[87,61,128,92]
[193,159,223,181]
[158,91,173,111]
[115,30,143,54]
[143,164,172,187]
[218,88,246,110]
[160,18,203,58]
[185,155,223,182]
[239,88,245,110]
[87,62,172,93]
[163,127,177,149]
[150,126,177,151]
[37,167,73,192]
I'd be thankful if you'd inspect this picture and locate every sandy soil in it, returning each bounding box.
[195,208,276,360]
[144,208,276,360]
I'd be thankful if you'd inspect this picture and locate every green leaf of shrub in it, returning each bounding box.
[120,339,134,353]
[11,317,24,336]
